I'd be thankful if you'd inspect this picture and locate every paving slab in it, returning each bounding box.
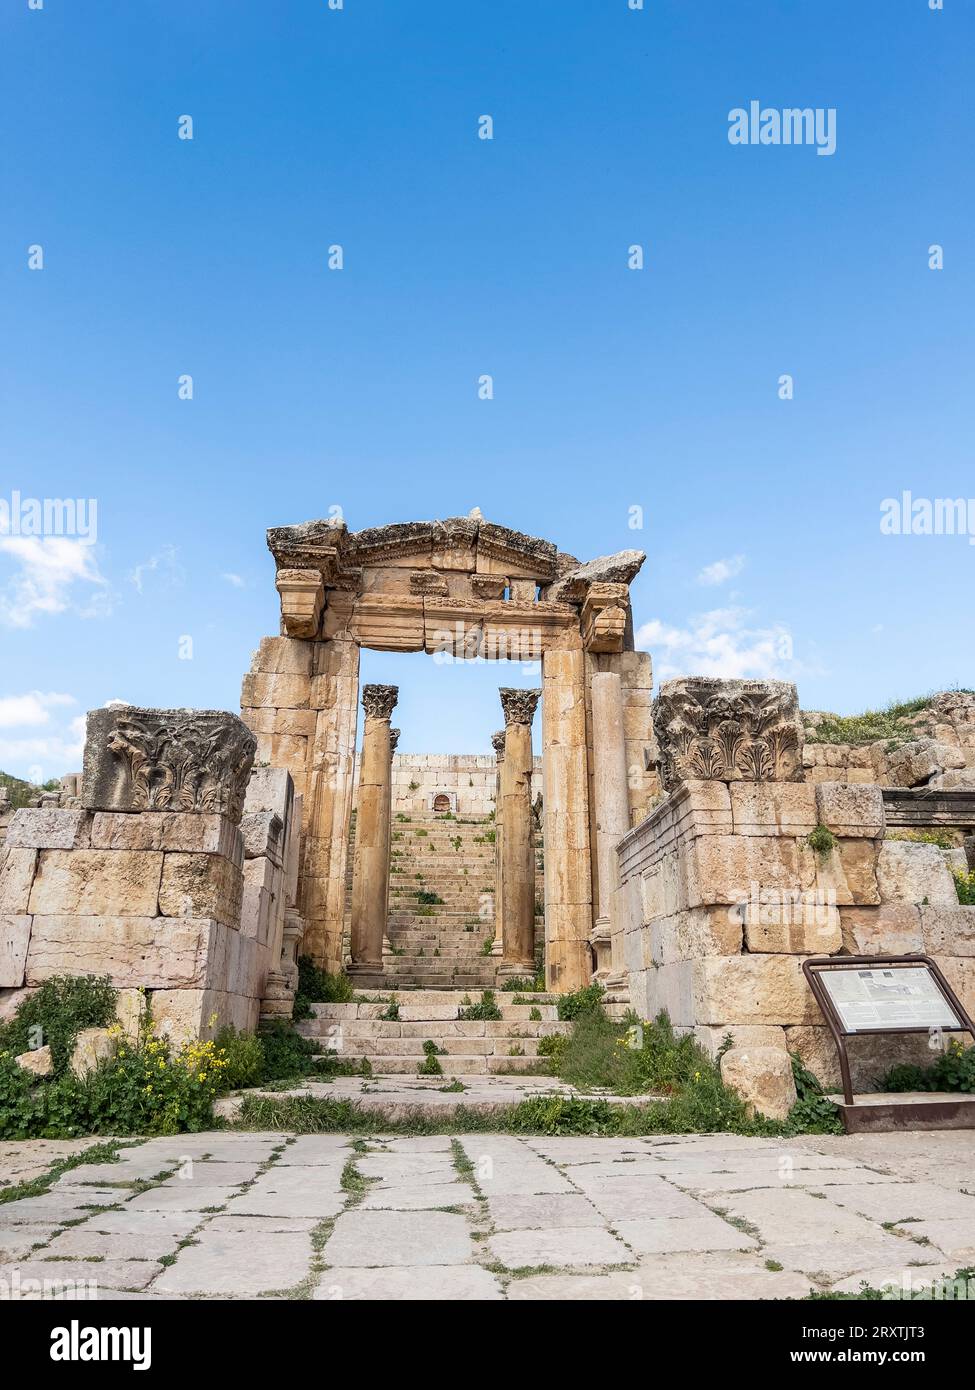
[40,1226,186,1262]
[126,1184,242,1212]
[81,1209,202,1239]
[10,1259,162,1291]
[487,1225,631,1269]
[358,1181,475,1210]
[902,1219,975,1258]
[321,1210,474,1267]
[274,1136,354,1164]
[0,1224,59,1260]
[615,1214,759,1255]
[487,1193,605,1231]
[0,1192,125,1224]
[156,1162,264,1187]
[154,1229,313,1295]
[715,1188,893,1245]
[313,1264,503,1300]
[758,1236,919,1275]
[220,1167,345,1218]
[824,1182,975,1224]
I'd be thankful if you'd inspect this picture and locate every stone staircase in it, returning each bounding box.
[297,989,572,1077]
[346,810,542,991]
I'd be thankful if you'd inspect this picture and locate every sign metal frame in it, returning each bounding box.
[802,954,975,1106]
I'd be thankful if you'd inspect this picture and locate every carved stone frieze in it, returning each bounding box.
[82,707,257,823]
[652,678,804,790]
[581,581,629,653]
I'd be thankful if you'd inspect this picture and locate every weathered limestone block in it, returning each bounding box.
[27,850,163,918]
[730,782,817,837]
[152,988,259,1045]
[720,1047,797,1121]
[648,908,742,966]
[877,840,958,906]
[0,916,32,987]
[652,677,803,790]
[0,848,38,914]
[250,636,313,676]
[70,1027,117,1079]
[6,808,92,851]
[683,835,800,909]
[920,905,975,956]
[640,853,682,922]
[25,916,213,987]
[785,1024,949,1092]
[695,1024,787,1059]
[743,897,841,955]
[240,671,312,710]
[887,739,966,788]
[801,838,880,906]
[814,782,885,838]
[672,780,734,835]
[240,811,284,865]
[116,987,147,1041]
[840,904,924,955]
[82,707,256,823]
[697,954,820,1026]
[158,853,243,926]
[90,811,242,861]
[15,1045,53,1077]
[642,959,698,1028]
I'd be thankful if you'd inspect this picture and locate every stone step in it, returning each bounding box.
[327,1053,548,1076]
[353,988,556,1005]
[305,1003,562,1023]
[303,1018,566,1038]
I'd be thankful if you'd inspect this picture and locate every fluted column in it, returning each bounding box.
[490,729,505,954]
[384,727,400,947]
[498,688,541,970]
[591,672,631,981]
[349,684,398,971]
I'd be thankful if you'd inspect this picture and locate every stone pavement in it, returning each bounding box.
[1,1129,974,1300]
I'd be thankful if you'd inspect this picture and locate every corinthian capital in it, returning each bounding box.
[361,684,399,722]
[499,687,541,727]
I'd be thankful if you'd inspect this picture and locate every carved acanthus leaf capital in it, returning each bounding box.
[652,678,804,791]
[499,687,541,727]
[389,727,401,753]
[361,684,399,722]
[491,729,506,759]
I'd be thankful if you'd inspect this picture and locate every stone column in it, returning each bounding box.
[590,672,631,983]
[384,728,400,945]
[542,645,594,992]
[349,684,398,972]
[300,636,360,972]
[498,689,541,970]
[490,730,505,954]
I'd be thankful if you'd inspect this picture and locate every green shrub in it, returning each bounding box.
[0,974,117,1074]
[417,889,444,906]
[500,972,546,993]
[556,982,605,1021]
[458,990,502,1021]
[786,1055,843,1134]
[417,1040,444,1076]
[953,870,975,906]
[807,824,837,860]
[805,696,939,746]
[889,829,959,851]
[213,1026,265,1090]
[258,1020,320,1082]
[293,957,357,1019]
[881,1040,975,1094]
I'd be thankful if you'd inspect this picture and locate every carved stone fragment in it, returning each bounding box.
[652,678,804,790]
[81,707,257,823]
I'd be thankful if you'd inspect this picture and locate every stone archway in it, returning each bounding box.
[240,512,658,992]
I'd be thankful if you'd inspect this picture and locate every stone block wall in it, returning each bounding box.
[613,775,975,1095]
[802,692,975,789]
[0,706,305,1045]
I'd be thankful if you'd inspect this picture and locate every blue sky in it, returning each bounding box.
[1,0,972,779]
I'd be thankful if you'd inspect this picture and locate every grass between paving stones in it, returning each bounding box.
[0,1138,136,1206]
[801,1266,975,1301]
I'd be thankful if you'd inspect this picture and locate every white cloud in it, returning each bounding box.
[0,691,76,729]
[0,536,110,628]
[696,554,746,587]
[636,605,798,683]
[129,544,184,594]
[222,572,246,588]
[0,699,84,778]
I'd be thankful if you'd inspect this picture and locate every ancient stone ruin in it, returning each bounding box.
[3,511,975,1116]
